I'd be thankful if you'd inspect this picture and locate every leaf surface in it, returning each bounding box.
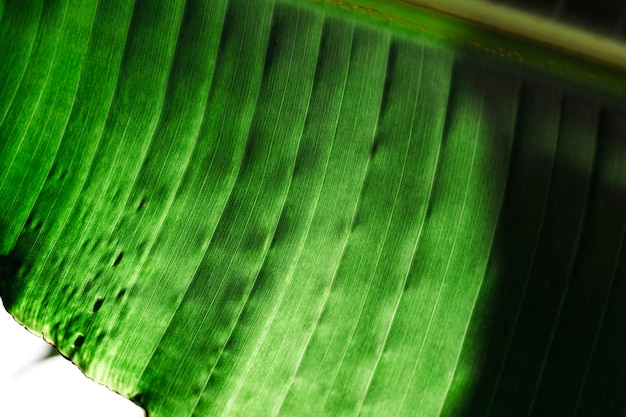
[1,1,625,416]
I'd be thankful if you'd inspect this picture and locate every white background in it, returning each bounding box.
[0,302,144,417]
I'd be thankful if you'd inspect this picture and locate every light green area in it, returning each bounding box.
[1,0,625,416]
[404,0,626,71]
[303,0,626,98]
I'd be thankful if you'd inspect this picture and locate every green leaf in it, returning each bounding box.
[1,0,625,416]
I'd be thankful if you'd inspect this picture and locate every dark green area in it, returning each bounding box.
[0,253,22,310]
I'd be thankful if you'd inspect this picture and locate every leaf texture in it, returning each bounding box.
[1,0,625,416]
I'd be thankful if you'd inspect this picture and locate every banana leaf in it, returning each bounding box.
[1,0,625,416]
